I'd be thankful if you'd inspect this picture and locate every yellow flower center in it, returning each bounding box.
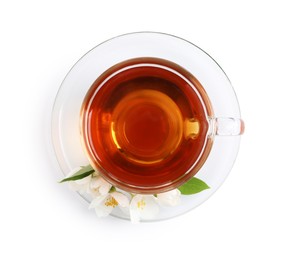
[137,199,146,210]
[104,196,118,208]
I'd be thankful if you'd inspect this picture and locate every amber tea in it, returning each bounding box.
[81,58,213,193]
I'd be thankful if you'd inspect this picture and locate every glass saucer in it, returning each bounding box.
[51,32,242,221]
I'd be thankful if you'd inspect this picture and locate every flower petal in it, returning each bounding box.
[89,176,101,189]
[111,192,130,207]
[157,189,181,206]
[94,203,113,217]
[89,194,108,209]
[130,195,159,222]
[130,208,141,224]
[139,195,160,220]
[67,181,82,191]
[67,175,92,193]
[97,177,112,195]
[88,176,112,198]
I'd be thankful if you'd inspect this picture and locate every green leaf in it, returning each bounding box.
[59,164,95,183]
[109,186,116,193]
[178,177,210,195]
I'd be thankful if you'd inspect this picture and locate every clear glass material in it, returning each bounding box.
[52,32,244,221]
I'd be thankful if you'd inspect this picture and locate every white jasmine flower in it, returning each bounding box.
[130,195,159,223]
[88,175,112,197]
[66,167,112,197]
[66,167,93,194]
[157,189,181,206]
[89,191,130,217]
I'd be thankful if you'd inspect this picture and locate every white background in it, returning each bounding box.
[1,0,293,259]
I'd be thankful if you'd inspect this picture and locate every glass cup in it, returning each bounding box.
[79,39,244,194]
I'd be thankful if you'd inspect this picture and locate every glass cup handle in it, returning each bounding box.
[209,117,245,136]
